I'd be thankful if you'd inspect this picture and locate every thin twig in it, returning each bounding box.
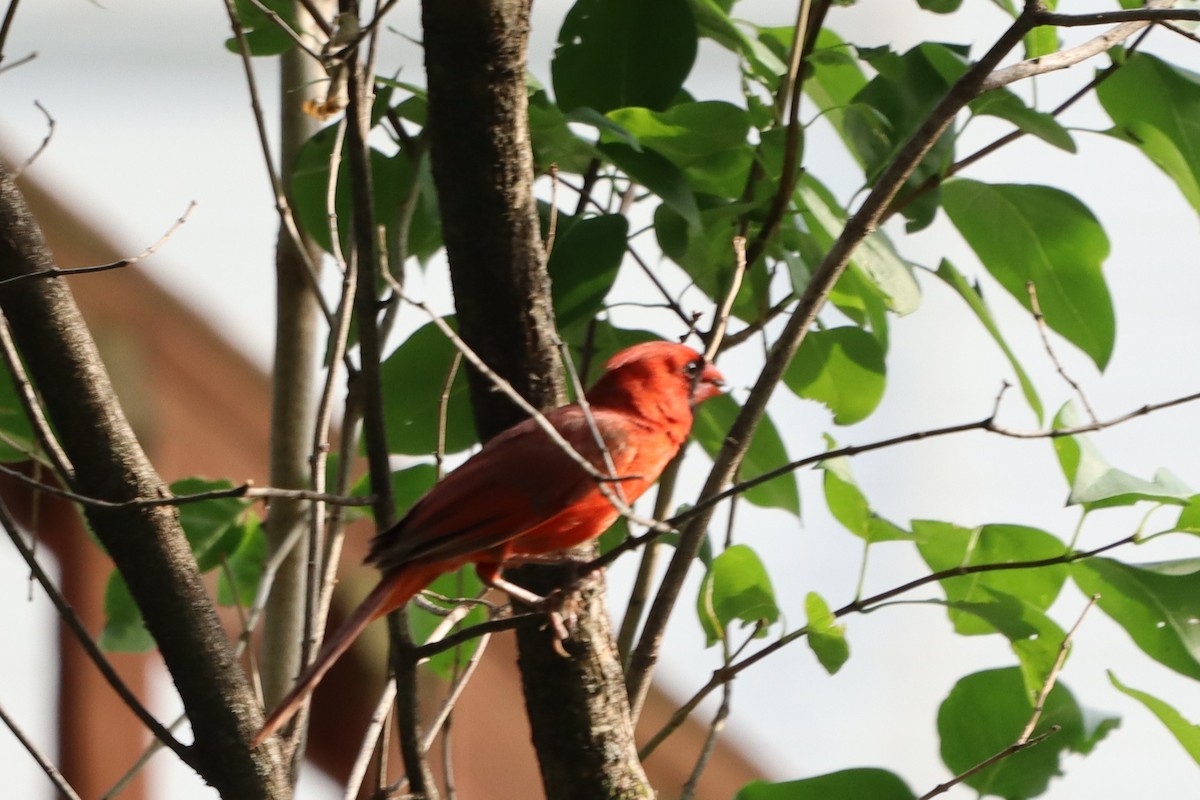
[0,201,197,288]
[0,698,84,800]
[888,22,1155,220]
[679,638,733,800]
[1034,5,1196,27]
[0,49,33,75]
[244,0,325,60]
[984,0,1177,92]
[1027,281,1097,422]
[917,728,1058,800]
[719,293,795,350]
[12,100,54,179]
[674,387,1200,529]
[1018,594,1099,742]
[1162,19,1200,44]
[0,311,73,480]
[704,236,747,360]
[0,0,21,64]
[640,535,1131,758]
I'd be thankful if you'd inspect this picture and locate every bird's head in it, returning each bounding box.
[590,341,725,409]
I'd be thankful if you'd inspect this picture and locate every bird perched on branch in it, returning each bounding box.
[254,340,724,745]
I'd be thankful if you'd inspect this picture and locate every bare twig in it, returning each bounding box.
[244,0,325,60]
[1018,594,1099,742]
[0,312,72,480]
[1033,5,1196,27]
[704,236,747,360]
[12,100,54,178]
[0,201,197,288]
[984,0,1177,92]
[679,638,733,800]
[675,387,1200,530]
[641,535,1131,758]
[917,728,1058,800]
[0,698,84,800]
[1027,281,1097,422]
[0,49,33,74]
[0,0,21,63]
[888,22,1155,220]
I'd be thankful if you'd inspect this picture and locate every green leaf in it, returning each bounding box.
[528,89,601,174]
[918,0,963,11]
[1173,495,1200,534]
[735,769,915,800]
[804,29,870,147]
[292,129,435,263]
[797,175,920,316]
[407,566,488,680]
[697,544,779,646]
[692,394,799,514]
[935,259,1043,421]
[606,102,754,195]
[1023,24,1059,60]
[970,89,1075,153]
[654,201,768,320]
[548,214,628,330]
[939,668,1117,798]
[1098,53,1200,215]
[851,43,965,230]
[1053,402,1193,508]
[601,142,701,228]
[942,179,1114,369]
[688,0,786,86]
[380,319,477,456]
[946,592,1067,702]
[224,0,296,56]
[913,521,1068,635]
[100,571,154,653]
[217,517,267,607]
[805,591,849,674]
[819,448,909,542]
[1110,671,1200,765]
[552,0,697,113]
[0,361,36,462]
[607,102,750,162]
[171,478,250,572]
[783,327,886,425]
[1073,557,1200,681]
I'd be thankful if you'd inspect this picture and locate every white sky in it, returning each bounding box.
[3,1,1200,798]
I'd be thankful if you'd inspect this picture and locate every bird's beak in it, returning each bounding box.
[691,362,725,404]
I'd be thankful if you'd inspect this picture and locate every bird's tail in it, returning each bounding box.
[252,564,440,746]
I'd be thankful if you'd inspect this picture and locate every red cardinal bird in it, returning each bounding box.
[254,341,723,744]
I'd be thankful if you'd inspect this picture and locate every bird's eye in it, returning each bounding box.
[684,359,703,377]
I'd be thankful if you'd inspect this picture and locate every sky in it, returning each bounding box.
[3,0,1200,798]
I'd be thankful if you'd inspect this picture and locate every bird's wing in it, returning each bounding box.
[368,406,644,570]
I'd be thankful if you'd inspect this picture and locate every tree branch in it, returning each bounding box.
[0,164,287,797]
[625,8,1038,718]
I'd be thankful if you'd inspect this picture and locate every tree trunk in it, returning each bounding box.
[421,2,653,797]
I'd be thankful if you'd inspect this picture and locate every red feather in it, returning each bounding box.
[254,341,723,745]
